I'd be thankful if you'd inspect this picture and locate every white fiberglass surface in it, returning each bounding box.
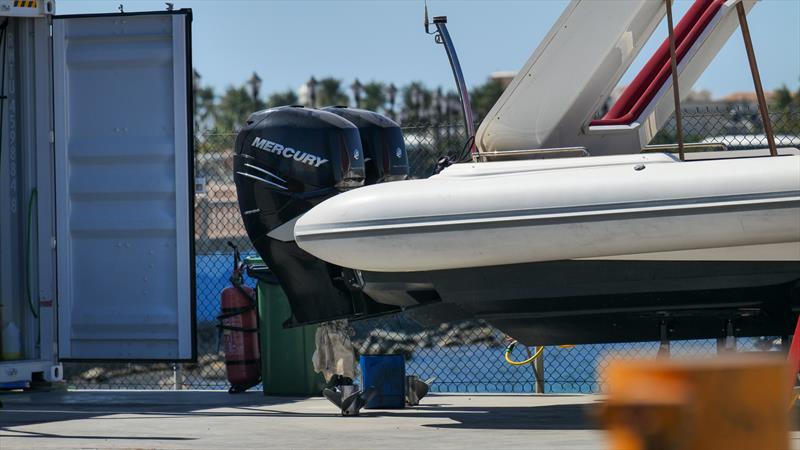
[475,0,665,153]
[295,155,800,271]
[437,154,676,178]
[54,13,192,360]
[299,155,800,230]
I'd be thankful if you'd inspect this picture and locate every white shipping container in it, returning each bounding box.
[0,1,195,386]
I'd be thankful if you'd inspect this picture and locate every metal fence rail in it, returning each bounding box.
[63,106,798,392]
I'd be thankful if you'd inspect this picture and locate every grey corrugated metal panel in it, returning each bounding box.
[53,12,194,361]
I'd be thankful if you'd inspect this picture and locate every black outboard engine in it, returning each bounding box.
[234,105,401,326]
[321,106,409,184]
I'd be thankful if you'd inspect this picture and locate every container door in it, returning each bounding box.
[53,11,195,360]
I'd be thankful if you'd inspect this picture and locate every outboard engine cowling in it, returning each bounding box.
[235,106,397,326]
[322,106,410,183]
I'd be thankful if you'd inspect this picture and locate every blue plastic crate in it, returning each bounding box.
[360,354,405,409]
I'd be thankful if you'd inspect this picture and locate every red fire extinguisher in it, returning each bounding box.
[217,242,261,393]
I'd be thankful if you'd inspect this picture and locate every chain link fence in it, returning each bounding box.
[63,106,799,392]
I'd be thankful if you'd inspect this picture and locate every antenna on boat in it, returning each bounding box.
[424,0,430,35]
[665,0,685,161]
[424,3,478,162]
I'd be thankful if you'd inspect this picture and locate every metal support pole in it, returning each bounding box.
[534,346,545,394]
[716,319,737,354]
[736,2,778,157]
[173,363,183,390]
[657,320,671,358]
[716,337,726,354]
[726,319,736,352]
[665,0,685,161]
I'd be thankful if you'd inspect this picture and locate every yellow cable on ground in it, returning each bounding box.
[504,341,544,366]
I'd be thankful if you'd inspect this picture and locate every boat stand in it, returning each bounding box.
[716,319,737,354]
[656,320,670,358]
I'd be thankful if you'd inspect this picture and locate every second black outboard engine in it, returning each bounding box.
[322,106,410,184]
[234,105,402,326]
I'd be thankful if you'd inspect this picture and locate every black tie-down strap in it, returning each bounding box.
[216,303,259,333]
[216,279,260,348]
[216,272,259,332]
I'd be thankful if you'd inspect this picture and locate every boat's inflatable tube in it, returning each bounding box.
[294,154,800,272]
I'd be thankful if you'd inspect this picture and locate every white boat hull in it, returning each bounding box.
[295,154,800,272]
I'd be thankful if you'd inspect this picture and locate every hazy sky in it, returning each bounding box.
[59,0,800,99]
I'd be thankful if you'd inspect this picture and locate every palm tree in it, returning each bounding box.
[773,84,800,109]
[316,77,349,107]
[361,81,386,113]
[215,85,265,132]
[267,89,299,108]
[193,69,217,132]
[771,82,800,134]
[400,81,433,124]
[470,78,506,122]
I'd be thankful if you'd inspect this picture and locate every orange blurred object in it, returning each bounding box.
[601,355,791,450]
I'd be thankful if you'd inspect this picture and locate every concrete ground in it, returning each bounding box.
[0,390,797,449]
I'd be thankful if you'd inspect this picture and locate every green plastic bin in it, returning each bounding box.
[245,257,324,396]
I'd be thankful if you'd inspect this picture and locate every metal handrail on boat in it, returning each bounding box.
[642,142,728,154]
[478,147,590,162]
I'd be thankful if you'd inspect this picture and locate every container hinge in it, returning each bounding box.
[49,130,55,143]
[51,236,56,249]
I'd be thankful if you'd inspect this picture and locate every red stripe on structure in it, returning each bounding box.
[788,314,800,390]
[591,0,725,127]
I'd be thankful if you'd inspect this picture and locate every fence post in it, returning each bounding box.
[173,363,183,390]
[525,345,546,393]
[533,348,545,394]
[525,347,544,394]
